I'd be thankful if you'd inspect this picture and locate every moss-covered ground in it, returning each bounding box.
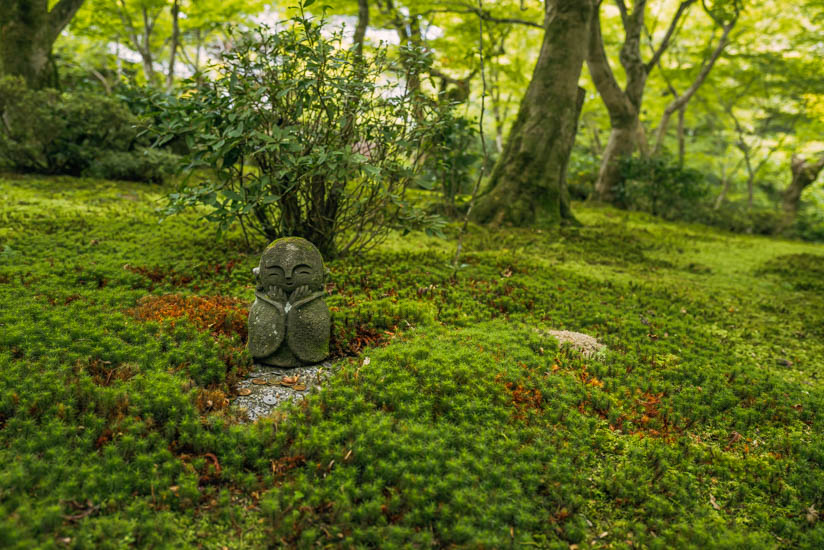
[1,175,824,549]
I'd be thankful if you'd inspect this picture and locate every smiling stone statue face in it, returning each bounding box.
[248,237,330,368]
[258,238,324,294]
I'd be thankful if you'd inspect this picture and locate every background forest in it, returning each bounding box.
[1,0,823,239]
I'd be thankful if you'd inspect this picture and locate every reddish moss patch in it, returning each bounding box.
[195,388,230,414]
[496,373,544,422]
[330,324,385,357]
[131,294,248,341]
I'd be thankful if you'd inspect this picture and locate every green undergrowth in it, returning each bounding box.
[1,174,824,549]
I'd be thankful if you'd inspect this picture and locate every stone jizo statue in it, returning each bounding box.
[248,237,330,367]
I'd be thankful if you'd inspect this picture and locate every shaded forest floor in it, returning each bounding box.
[1,175,824,549]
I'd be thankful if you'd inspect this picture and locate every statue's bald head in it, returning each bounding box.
[256,237,324,292]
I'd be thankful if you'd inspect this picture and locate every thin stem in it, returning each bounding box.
[452,0,489,269]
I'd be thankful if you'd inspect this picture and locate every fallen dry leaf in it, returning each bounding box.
[252,378,267,385]
[237,388,252,396]
[710,494,721,511]
[293,384,307,391]
[807,505,819,524]
[281,376,298,386]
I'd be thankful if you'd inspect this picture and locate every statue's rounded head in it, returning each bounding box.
[257,237,325,292]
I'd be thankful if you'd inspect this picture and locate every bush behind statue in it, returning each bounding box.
[153,5,450,258]
[0,76,177,182]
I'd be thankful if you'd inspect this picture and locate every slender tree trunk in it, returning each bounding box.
[353,0,369,57]
[587,0,696,202]
[140,7,155,82]
[781,153,824,229]
[676,105,686,167]
[714,162,730,209]
[0,0,85,89]
[165,0,180,90]
[471,0,594,226]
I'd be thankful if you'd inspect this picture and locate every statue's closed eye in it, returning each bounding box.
[265,266,285,277]
[294,264,312,275]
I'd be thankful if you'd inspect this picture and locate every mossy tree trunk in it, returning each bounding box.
[471,0,594,227]
[780,153,824,230]
[0,0,85,89]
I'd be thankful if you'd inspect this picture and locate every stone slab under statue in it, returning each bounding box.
[247,237,330,367]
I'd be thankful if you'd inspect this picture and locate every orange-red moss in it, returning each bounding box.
[131,294,248,341]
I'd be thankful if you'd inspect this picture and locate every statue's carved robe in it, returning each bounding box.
[248,291,329,367]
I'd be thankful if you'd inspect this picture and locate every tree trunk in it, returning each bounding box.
[140,7,155,83]
[676,105,686,167]
[165,0,180,90]
[594,118,639,202]
[471,0,594,226]
[714,162,730,209]
[353,0,369,57]
[0,0,85,89]
[586,0,696,202]
[781,153,824,229]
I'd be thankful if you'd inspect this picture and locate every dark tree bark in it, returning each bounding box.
[0,0,85,89]
[586,0,695,202]
[781,153,824,229]
[471,0,594,226]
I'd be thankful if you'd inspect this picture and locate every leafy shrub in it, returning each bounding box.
[0,76,176,182]
[416,110,480,215]
[616,155,709,218]
[700,202,784,235]
[788,207,824,242]
[566,149,599,201]
[86,148,179,183]
[758,253,824,292]
[154,4,449,257]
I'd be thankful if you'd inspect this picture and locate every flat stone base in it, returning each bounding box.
[232,361,338,422]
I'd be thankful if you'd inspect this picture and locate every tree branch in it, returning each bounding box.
[587,6,635,122]
[417,7,543,29]
[117,0,144,55]
[652,21,733,155]
[645,0,697,72]
[614,0,629,27]
[48,0,86,43]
